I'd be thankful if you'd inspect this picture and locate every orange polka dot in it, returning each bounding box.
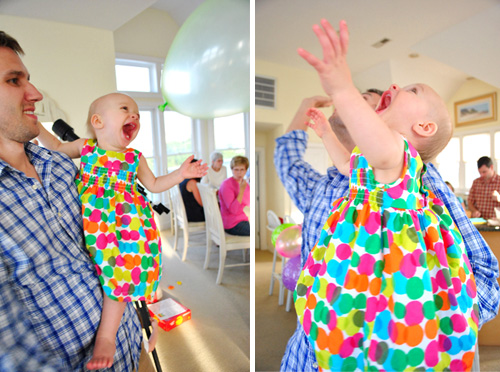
[316,327,328,351]
[306,294,317,310]
[393,322,406,345]
[462,351,475,372]
[406,324,424,347]
[458,267,466,282]
[388,296,395,312]
[134,255,142,267]
[327,328,344,354]
[345,270,357,290]
[384,244,403,274]
[369,277,382,295]
[425,319,438,339]
[99,222,108,233]
[426,226,439,244]
[87,221,99,234]
[437,291,450,311]
[356,274,369,292]
[124,254,134,270]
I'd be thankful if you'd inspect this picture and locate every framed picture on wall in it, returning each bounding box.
[454,92,497,127]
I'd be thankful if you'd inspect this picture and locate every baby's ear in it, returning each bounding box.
[90,114,104,129]
[412,121,437,137]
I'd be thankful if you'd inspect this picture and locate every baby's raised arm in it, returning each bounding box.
[298,20,403,181]
[36,122,85,159]
[137,155,208,193]
[306,108,350,175]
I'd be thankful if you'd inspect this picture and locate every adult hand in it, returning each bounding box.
[471,210,482,218]
[287,96,332,133]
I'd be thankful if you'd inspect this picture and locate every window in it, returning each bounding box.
[214,113,246,169]
[164,110,194,171]
[115,55,250,206]
[435,127,498,195]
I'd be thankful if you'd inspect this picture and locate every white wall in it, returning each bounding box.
[0,15,116,136]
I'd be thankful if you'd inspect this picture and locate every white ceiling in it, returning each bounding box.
[2,0,499,102]
[256,0,500,101]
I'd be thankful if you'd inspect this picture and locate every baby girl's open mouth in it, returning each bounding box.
[122,122,137,140]
[375,91,392,114]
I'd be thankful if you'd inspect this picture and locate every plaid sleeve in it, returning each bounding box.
[274,131,324,214]
[0,258,63,372]
[280,321,319,372]
[425,164,500,327]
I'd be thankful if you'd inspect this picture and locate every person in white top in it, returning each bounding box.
[201,151,228,188]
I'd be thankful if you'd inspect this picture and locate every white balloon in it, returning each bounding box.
[161,0,250,119]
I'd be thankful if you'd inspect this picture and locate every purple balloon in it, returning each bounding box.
[282,255,302,291]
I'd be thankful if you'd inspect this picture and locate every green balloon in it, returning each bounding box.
[271,223,295,246]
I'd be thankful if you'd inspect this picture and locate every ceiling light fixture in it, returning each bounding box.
[371,38,391,48]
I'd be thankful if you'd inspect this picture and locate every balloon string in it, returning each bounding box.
[158,101,169,112]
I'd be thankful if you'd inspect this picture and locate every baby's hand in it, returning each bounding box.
[297,19,352,97]
[305,107,331,138]
[180,155,209,179]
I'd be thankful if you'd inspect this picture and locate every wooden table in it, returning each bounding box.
[476,226,500,346]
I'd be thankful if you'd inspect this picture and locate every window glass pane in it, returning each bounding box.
[214,113,246,169]
[115,65,151,92]
[463,134,490,188]
[214,113,245,149]
[164,110,193,171]
[436,137,460,188]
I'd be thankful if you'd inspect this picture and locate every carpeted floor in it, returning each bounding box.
[143,229,250,372]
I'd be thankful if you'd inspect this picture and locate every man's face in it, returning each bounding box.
[478,164,495,180]
[328,91,381,149]
[0,46,43,144]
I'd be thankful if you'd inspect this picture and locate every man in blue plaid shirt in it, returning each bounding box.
[0,31,143,371]
[275,94,500,372]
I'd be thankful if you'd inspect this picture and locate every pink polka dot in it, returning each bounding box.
[405,301,424,325]
[121,283,130,296]
[386,181,404,199]
[337,244,351,260]
[368,340,378,362]
[364,212,380,235]
[116,204,123,216]
[318,261,327,276]
[400,254,417,278]
[339,336,355,357]
[96,233,108,249]
[309,263,321,277]
[466,279,477,298]
[435,270,449,290]
[125,152,135,164]
[451,277,462,294]
[121,230,130,240]
[327,309,337,330]
[358,254,375,275]
[115,255,124,267]
[124,193,133,203]
[303,308,312,335]
[365,297,377,322]
[451,314,467,333]
[121,215,131,226]
[112,160,121,170]
[130,231,140,241]
[425,341,439,366]
[434,242,448,266]
[131,267,141,284]
[377,296,388,312]
[89,209,102,223]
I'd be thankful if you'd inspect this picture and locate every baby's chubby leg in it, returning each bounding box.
[86,297,127,370]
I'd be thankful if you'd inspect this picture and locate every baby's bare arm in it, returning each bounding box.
[36,122,84,158]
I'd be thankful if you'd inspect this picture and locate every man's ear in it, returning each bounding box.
[90,114,104,130]
[412,121,437,138]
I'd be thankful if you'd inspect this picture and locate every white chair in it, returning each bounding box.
[198,184,250,285]
[267,210,286,304]
[169,184,205,261]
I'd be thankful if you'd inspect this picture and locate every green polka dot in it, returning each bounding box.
[354,293,367,309]
[339,294,354,314]
[408,348,424,367]
[87,245,96,257]
[432,204,444,215]
[150,243,159,256]
[108,256,116,267]
[394,302,406,319]
[342,357,357,372]
[83,208,92,217]
[373,260,384,278]
[392,198,407,209]
[375,341,389,363]
[353,310,365,327]
[406,227,419,243]
[86,235,97,246]
[345,207,358,223]
[314,301,325,323]
[95,198,103,209]
[434,294,444,310]
[439,316,453,335]
[128,283,135,295]
[140,271,148,283]
[351,252,360,267]
[321,305,330,325]
[309,322,318,340]
[103,266,114,278]
[366,234,381,254]
[296,283,308,296]
[391,349,407,371]
[393,214,404,231]
[407,277,424,299]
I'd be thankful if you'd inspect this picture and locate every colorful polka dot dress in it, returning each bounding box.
[295,138,478,371]
[75,139,161,302]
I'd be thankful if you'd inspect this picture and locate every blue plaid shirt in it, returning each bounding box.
[275,130,500,372]
[0,143,141,371]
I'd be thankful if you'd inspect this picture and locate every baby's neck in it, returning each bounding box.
[94,137,127,153]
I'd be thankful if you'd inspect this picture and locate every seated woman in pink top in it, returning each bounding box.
[219,156,250,236]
